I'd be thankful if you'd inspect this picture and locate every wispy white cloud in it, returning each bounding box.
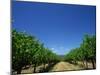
[50,46,71,55]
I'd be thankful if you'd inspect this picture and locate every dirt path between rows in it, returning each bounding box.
[20,61,84,74]
[50,61,83,72]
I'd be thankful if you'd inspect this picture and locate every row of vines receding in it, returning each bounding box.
[12,29,60,74]
[64,35,96,69]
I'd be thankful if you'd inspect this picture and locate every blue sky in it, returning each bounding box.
[12,1,96,55]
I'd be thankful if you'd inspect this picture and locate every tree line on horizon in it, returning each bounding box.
[12,29,96,74]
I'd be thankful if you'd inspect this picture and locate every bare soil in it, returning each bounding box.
[17,61,93,74]
[50,61,83,72]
